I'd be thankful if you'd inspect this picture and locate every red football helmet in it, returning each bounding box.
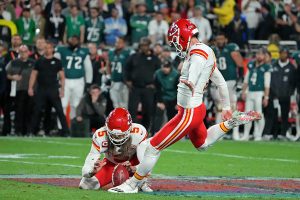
[167,19,199,58]
[106,108,132,145]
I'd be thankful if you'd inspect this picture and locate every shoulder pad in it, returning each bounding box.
[228,43,240,51]
[130,123,148,145]
[92,127,109,152]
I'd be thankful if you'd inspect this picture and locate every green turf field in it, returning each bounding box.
[0,137,299,200]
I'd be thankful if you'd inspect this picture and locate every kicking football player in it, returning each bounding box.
[108,19,261,193]
[79,107,152,192]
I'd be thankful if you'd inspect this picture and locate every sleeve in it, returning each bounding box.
[84,55,93,84]
[81,134,101,178]
[5,61,12,74]
[210,67,231,110]
[120,19,127,36]
[264,69,271,88]
[76,97,85,117]
[243,68,250,84]
[205,20,212,41]
[148,20,155,35]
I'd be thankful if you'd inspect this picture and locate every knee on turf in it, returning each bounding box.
[79,177,100,190]
[196,141,210,151]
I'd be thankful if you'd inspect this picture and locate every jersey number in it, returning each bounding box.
[97,131,107,137]
[218,57,227,70]
[87,27,100,42]
[250,72,257,85]
[66,56,82,69]
[111,61,122,73]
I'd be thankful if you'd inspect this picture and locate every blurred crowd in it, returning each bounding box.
[0,0,300,141]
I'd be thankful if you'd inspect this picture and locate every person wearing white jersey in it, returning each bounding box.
[108,19,261,193]
[79,107,152,192]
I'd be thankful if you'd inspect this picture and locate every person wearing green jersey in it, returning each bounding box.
[15,8,36,45]
[130,3,151,45]
[241,48,271,141]
[55,35,93,120]
[211,32,244,140]
[64,5,85,44]
[85,7,104,45]
[108,37,130,109]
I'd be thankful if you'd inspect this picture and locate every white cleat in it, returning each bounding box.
[108,180,139,193]
[230,111,262,127]
[139,181,153,192]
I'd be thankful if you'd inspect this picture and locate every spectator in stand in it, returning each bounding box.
[267,34,281,60]
[2,34,22,136]
[108,0,130,21]
[64,5,85,44]
[130,2,151,45]
[6,45,34,136]
[231,8,248,49]
[148,12,169,45]
[108,37,130,109]
[152,60,179,134]
[212,0,236,42]
[28,41,69,136]
[44,0,67,18]
[275,0,297,40]
[61,0,76,17]
[13,0,24,19]
[153,43,164,61]
[0,1,12,44]
[170,11,181,24]
[264,48,297,140]
[75,84,107,136]
[104,8,127,46]
[32,3,45,38]
[88,42,106,87]
[241,48,271,141]
[79,0,89,19]
[2,0,16,21]
[159,3,172,23]
[125,37,160,131]
[45,1,66,44]
[189,6,212,44]
[288,0,300,47]
[85,7,105,45]
[242,0,262,40]
[256,3,275,40]
[181,0,196,19]
[15,8,36,45]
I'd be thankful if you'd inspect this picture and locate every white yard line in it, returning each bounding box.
[164,149,300,163]
[0,154,79,159]
[0,137,88,146]
[0,159,82,168]
[0,173,299,181]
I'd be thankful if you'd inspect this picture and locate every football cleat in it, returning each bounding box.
[108,179,138,193]
[139,181,153,192]
[229,111,262,127]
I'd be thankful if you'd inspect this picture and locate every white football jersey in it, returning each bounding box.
[82,123,148,177]
[177,43,230,110]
